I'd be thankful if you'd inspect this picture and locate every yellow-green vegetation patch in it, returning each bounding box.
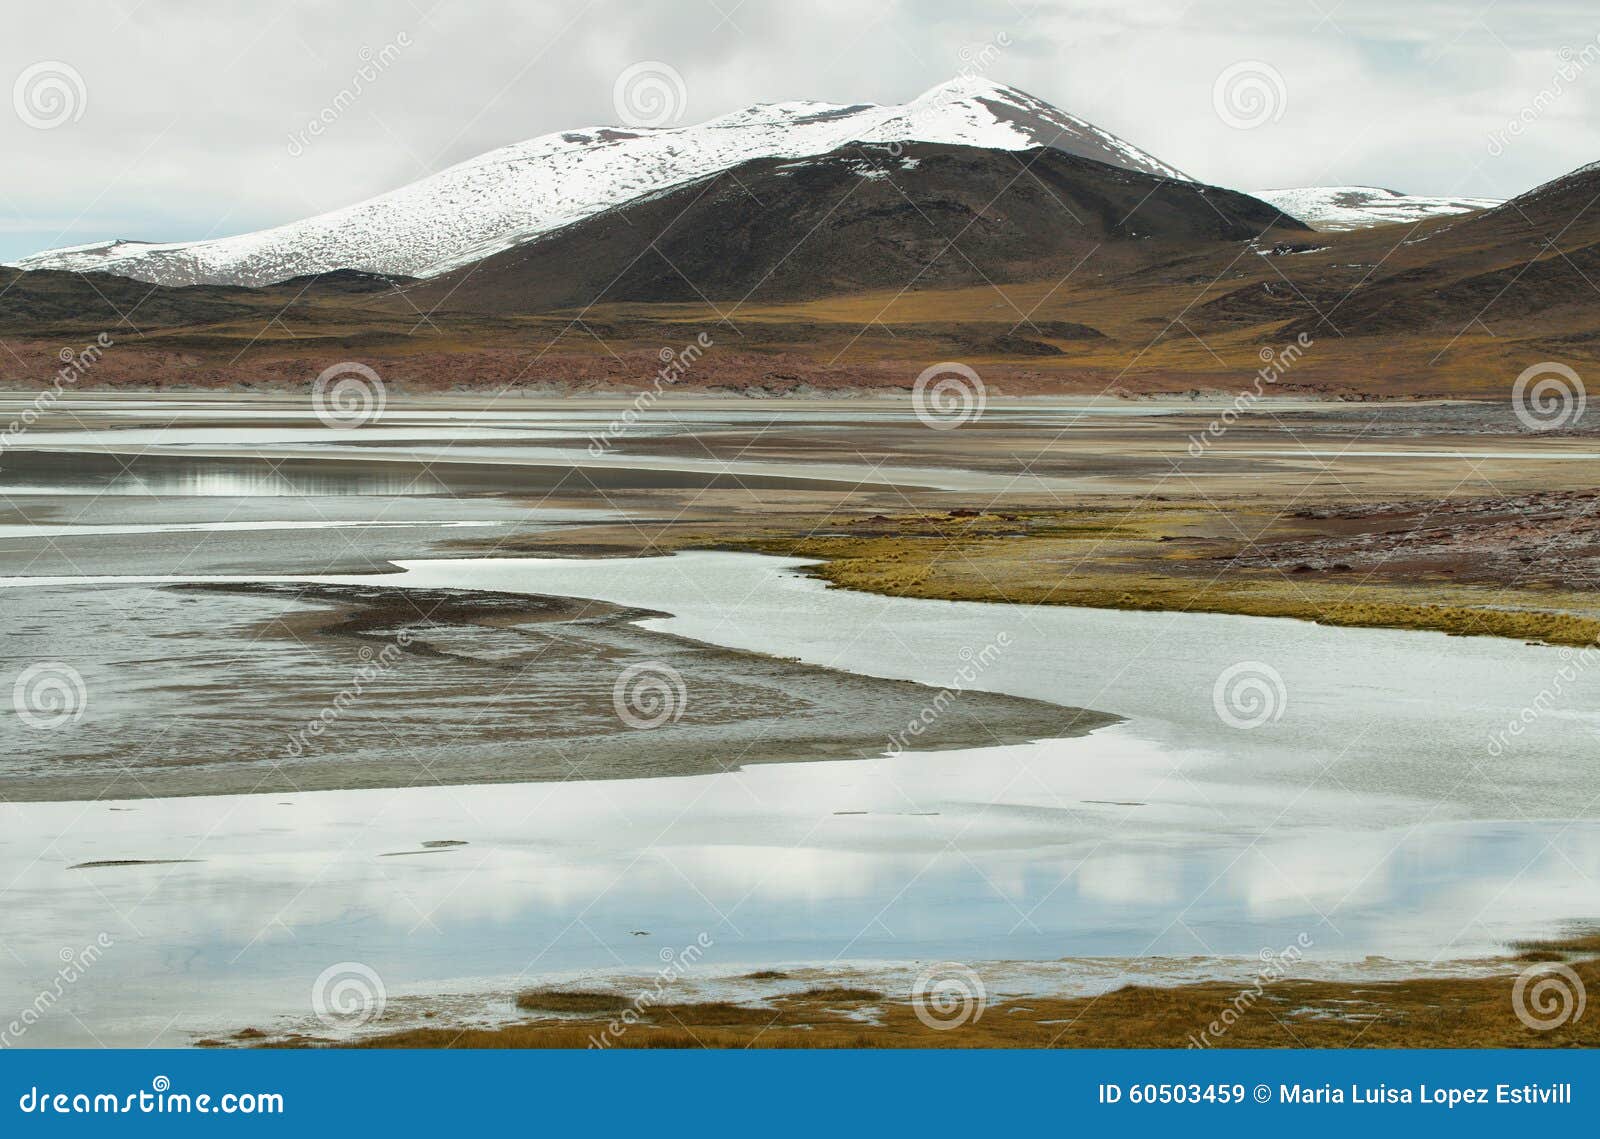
[514,989,634,1014]
[790,987,884,1003]
[352,931,1600,1050]
[705,507,1600,648]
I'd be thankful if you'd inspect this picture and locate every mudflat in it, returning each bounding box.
[0,580,1111,802]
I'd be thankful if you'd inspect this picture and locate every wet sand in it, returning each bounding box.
[0,579,1110,802]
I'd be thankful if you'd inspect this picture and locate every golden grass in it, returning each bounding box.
[1514,932,1600,956]
[354,941,1600,1049]
[692,507,1600,648]
[541,261,1598,396]
[790,987,885,1003]
[514,989,635,1014]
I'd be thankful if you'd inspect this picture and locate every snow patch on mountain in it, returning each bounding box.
[1251,186,1501,232]
[11,78,1188,288]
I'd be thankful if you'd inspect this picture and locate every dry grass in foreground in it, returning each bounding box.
[698,503,1600,648]
[351,938,1599,1050]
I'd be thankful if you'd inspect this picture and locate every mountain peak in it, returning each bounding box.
[913,74,1028,102]
[11,78,1191,287]
[869,76,1190,181]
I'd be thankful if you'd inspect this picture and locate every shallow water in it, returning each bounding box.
[5,765,1596,1046]
[0,495,618,576]
[0,395,1260,496]
[3,396,1597,1047]
[0,519,504,539]
[3,552,1597,1045]
[340,552,1600,821]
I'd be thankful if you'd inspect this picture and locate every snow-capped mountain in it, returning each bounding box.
[407,140,1293,313]
[1250,186,1501,231]
[10,78,1189,288]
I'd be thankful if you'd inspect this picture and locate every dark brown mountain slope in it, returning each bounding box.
[1244,162,1600,341]
[405,142,1307,314]
[7,159,1600,401]
[0,266,414,337]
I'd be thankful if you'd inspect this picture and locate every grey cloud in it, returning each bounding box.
[1,0,1595,261]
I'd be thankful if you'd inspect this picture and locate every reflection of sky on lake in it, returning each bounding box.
[358,553,1600,822]
[0,456,451,496]
[3,548,1598,1044]
[3,401,1598,1047]
[3,760,1596,1046]
[0,399,1208,497]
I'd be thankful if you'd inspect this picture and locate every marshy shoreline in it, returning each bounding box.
[224,933,1600,1050]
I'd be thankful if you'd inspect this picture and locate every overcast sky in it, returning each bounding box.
[2,0,1597,262]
